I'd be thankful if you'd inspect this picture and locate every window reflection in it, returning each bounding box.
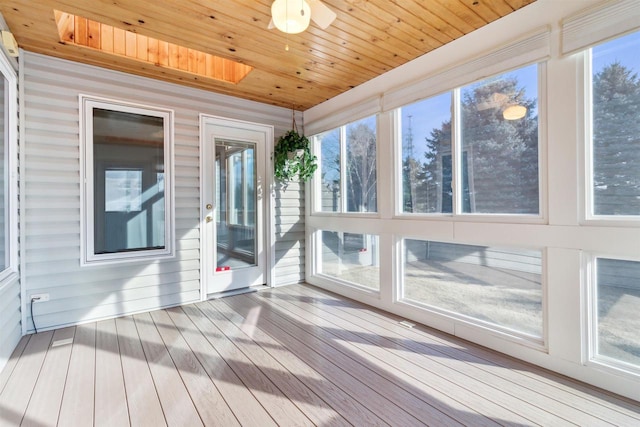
[93,108,165,254]
[319,230,380,290]
[403,239,543,337]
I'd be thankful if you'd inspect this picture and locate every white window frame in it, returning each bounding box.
[313,228,381,294]
[397,237,546,346]
[585,253,640,377]
[79,95,174,265]
[394,62,547,223]
[0,48,18,282]
[312,115,380,216]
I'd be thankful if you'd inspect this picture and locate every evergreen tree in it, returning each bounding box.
[592,62,640,215]
[415,76,538,214]
[417,121,452,213]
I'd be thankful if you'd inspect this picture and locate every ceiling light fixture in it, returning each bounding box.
[271,0,311,34]
[503,104,527,120]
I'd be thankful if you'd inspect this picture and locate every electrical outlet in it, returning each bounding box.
[30,293,49,302]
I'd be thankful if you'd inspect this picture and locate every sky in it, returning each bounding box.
[592,30,640,74]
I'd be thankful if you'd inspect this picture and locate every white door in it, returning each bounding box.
[201,116,271,296]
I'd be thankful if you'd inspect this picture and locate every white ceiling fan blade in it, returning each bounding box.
[268,18,275,30]
[309,0,336,29]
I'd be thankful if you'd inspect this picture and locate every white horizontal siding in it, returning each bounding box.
[273,181,306,285]
[22,52,305,331]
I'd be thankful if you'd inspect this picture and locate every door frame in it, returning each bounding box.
[199,114,275,300]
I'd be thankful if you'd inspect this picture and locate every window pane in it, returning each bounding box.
[319,129,341,212]
[320,230,379,290]
[215,140,257,268]
[596,258,640,367]
[460,64,539,214]
[403,240,543,336]
[346,116,377,212]
[0,76,5,270]
[592,31,640,216]
[93,108,165,254]
[400,92,452,213]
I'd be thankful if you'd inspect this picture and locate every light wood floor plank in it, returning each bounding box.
[115,316,166,427]
[296,284,640,425]
[183,303,312,426]
[197,301,321,426]
[22,327,76,427]
[226,292,487,426]
[253,288,548,426]
[288,286,596,425]
[58,323,96,427]
[0,284,637,427]
[223,294,421,426]
[212,298,392,426]
[0,332,52,427]
[185,303,311,426]
[165,306,278,427]
[0,336,29,395]
[243,292,490,425]
[95,318,130,427]
[132,312,203,427]
[149,309,240,427]
[203,299,350,427]
[288,285,607,425]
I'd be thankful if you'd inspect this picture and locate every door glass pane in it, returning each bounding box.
[215,139,256,270]
[93,108,165,254]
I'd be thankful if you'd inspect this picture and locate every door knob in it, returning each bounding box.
[205,216,212,223]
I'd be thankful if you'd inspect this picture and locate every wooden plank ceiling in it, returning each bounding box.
[0,0,535,110]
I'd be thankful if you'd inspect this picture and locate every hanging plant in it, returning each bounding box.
[273,114,317,182]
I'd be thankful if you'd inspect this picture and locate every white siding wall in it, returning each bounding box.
[274,181,305,285]
[21,52,304,332]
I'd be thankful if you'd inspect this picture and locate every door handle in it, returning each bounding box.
[205,216,212,223]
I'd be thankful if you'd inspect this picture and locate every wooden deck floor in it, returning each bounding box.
[1,284,639,426]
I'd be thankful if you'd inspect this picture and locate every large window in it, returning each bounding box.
[398,64,540,216]
[318,230,380,291]
[590,30,640,217]
[81,97,173,264]
[402,239,543,338]
[592,257,640,370]
[315,115,377,213]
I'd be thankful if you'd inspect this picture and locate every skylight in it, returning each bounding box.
[54,10,253,85]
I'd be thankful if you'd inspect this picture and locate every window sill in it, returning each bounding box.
[81,249,174,267]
